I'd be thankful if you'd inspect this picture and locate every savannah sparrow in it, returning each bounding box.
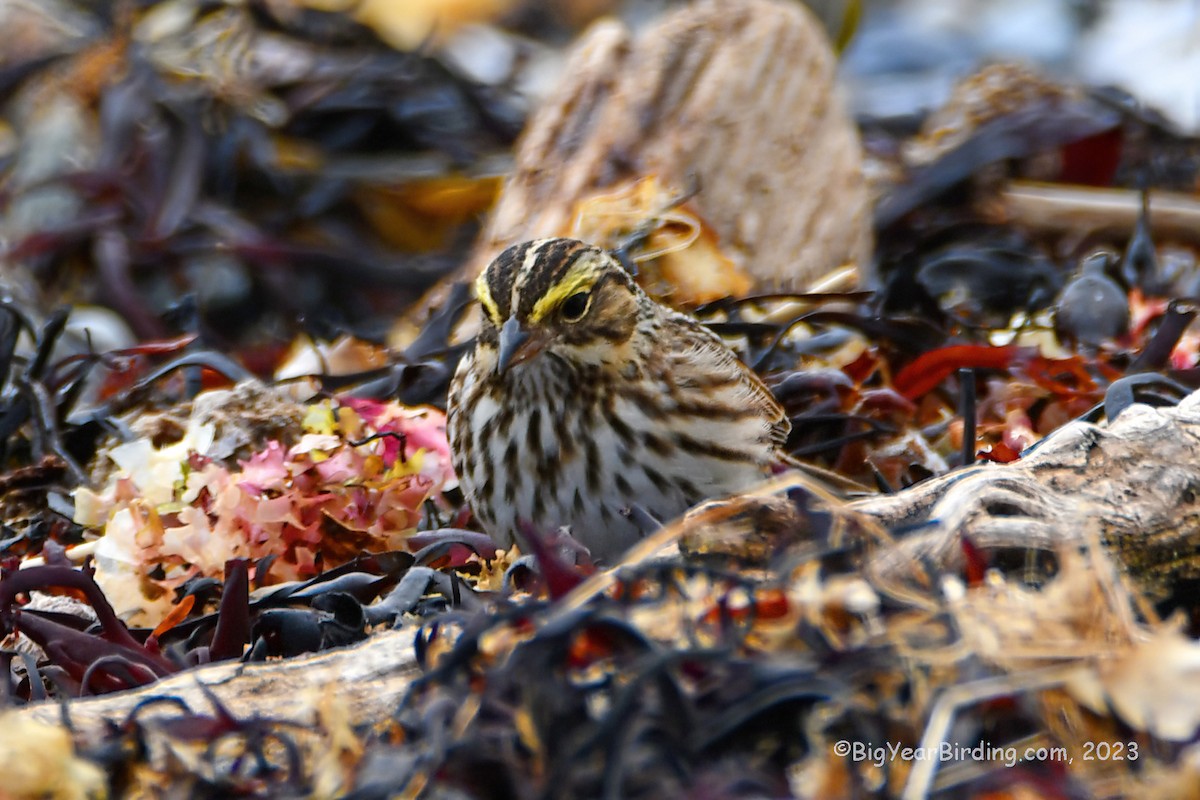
[447,238,789,563]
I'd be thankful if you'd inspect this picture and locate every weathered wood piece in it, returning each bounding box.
[436,0,871,305]
[19,628,420,739]
[857,392,1200,598]
[996,181,1200,244]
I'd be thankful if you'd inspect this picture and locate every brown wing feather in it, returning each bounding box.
[665,320,874,494]
[661,313,790,450]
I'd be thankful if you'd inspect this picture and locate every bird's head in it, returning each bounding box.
[474,238,643,374]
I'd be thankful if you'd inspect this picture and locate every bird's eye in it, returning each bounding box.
[560,291,590,322]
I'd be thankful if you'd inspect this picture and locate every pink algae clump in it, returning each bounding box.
[75,395,456,625]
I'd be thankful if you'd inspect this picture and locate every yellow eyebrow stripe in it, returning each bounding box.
[529,267,596,323]
[475,270,500,323]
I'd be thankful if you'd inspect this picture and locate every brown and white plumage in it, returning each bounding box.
[447,238,789,562]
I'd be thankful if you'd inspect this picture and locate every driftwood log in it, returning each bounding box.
[473,0,871,287]
[858,392,1200,602]
[408,0,872,332]
[18,392,1200,739]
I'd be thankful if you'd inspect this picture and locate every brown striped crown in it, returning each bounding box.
[474,238,642,352]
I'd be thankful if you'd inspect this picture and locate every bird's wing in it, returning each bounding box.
[662,315,791,451]
[653,313,874,496]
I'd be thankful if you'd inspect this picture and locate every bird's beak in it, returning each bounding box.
[496,316,542,374]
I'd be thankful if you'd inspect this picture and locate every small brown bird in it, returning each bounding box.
[447,238,790,562]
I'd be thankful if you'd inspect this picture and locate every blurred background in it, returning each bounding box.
[0,0,1195,361]
[839,0,1199,130]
